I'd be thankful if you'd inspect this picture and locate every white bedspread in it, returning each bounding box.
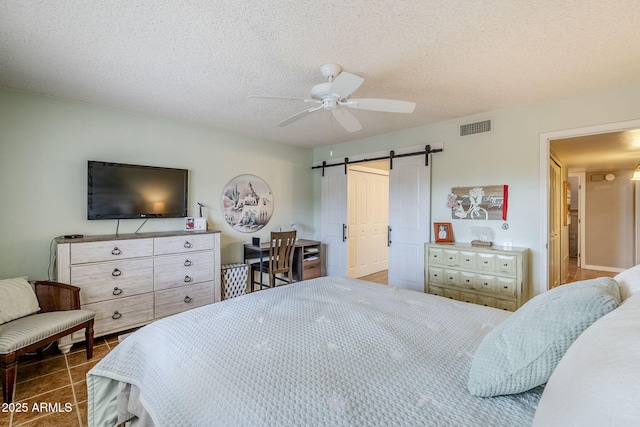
[87,277,541,426]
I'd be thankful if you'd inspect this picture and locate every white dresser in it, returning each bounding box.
[55,230,221,348]
[424,242,529,311]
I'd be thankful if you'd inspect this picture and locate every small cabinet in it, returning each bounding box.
[425,243,528,311]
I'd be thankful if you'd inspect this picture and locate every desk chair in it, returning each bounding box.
[250,231,297,290]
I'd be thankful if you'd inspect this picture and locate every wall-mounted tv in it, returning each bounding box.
[88,161,188,220]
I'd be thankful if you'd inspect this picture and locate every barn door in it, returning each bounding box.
[388,155,431,292]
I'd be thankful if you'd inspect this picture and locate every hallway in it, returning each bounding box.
[564,258,617,284]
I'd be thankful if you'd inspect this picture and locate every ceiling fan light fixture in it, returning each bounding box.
[249,64,415,133]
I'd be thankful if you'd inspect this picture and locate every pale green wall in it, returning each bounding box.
[313,82,640,294]
[0,88,314,280]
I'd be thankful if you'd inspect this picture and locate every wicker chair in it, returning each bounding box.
[250,231,297,290]
[1,280,95,403]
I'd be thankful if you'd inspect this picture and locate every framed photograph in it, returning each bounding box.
[434,222,454,243]
[185,217,206,231]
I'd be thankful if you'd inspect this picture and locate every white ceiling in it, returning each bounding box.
[1,1,640,149]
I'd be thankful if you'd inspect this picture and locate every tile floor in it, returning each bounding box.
[1,334,119,427]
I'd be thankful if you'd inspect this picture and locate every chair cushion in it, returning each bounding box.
[0,310,95,354]
[0,277,41,324]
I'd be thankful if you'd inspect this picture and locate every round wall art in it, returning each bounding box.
[221,174,273,233]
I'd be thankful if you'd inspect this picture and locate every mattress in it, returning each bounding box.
[87,276,542,426]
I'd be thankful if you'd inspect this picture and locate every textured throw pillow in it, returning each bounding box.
[467,277,620,397]
[0,277,41,324]
[531,292,640,427]
[614,263,640,301]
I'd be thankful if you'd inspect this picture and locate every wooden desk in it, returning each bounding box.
[243,239,321,290]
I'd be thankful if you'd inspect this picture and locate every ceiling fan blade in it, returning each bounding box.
[332,108,363,133]
[275,105,323,127]
[344,98,416,113]
[329,72,364,99]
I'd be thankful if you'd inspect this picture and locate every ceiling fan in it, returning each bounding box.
[249,64,416,133]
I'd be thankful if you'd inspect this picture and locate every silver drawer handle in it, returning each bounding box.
[112,268,122,277]
[111,247,122,255]
[184,241,192,248]
[184,296,192,303]
[113,287,123,295]
[184,275,193,283]
[184,259,192,267]
[112,311,122,320]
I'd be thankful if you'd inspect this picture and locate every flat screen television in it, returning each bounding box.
[87,161,188,220]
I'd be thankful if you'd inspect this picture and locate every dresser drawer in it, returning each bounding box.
[459,292,478,305]
[458,271,476,289]
[71,258,154,304]
[495,255,518,275]
[82,293,154,336]
[477,253,495,272]
[154,251,214,290]
[442,250,459,266]
[495,299,517,312]
[302,259,321,280]
[154,234,214,255]
[428,285,445,297]
[444,269,458,286]
[70,239,153,264]
[477,274,496,293]
[496,277,518,297]
[476,295,497,308]
[458,251,477,269]
[428,248,444,265]
[428,267,444,284]
[154,282,214,318]
[443,289,460,300]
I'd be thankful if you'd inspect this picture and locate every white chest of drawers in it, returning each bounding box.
[424,243,529,311]
[55,230,221,347]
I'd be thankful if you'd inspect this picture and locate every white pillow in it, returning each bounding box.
[614,264,640,301]
[532,292,640,427]
[0,277,41,324]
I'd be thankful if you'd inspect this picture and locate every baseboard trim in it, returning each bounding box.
[583,264,625,274]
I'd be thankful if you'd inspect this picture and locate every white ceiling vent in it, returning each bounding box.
[460,119,492,137]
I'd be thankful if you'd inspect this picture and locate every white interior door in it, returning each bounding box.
[321,164,348,276]
[388,155,431,292]
[347,166,389,278]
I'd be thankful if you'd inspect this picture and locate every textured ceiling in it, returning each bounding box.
[1,1,640,148]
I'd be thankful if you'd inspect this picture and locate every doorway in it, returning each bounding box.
[347,160,389,280]
[540,119,640,294]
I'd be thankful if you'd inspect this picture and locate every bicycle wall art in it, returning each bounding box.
[447,185,508,220]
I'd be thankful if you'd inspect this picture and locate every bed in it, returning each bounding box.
[86,272,640,427]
